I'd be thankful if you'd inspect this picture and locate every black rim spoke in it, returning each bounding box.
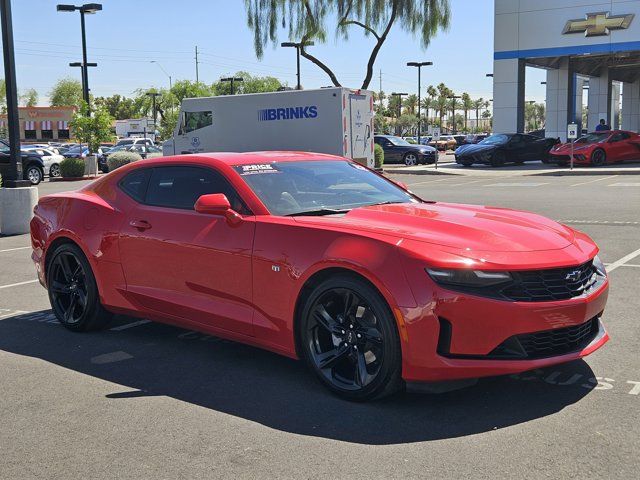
[50,280,71,295]
[354,350,370,387]
[342,290,360,318]
[312,305,342,336]
[316,345,349,370]
[360,327,383,345]
[58,254,73,281]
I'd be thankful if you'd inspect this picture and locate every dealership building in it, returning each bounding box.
[494,0,640,140]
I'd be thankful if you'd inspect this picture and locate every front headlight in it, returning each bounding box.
[426,268,512,287]
[592,255,606,276]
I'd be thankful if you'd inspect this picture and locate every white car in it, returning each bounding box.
[21,146,64,178]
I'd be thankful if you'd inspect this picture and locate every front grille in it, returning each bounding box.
[489,317,600,359]
[500,261,600,302]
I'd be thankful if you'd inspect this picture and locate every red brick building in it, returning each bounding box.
[0,106,76,142]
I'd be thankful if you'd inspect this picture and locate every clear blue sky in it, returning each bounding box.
[4,0,546,104]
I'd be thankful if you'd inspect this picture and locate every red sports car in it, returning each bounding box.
[548,130,640,166]
[30,152,609,400]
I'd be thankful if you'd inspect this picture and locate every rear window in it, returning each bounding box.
[119,169,151,202]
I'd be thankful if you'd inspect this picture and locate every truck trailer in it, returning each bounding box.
[163,87,375,168]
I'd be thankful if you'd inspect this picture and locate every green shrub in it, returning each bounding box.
[107,151,142,171]
[60,157,85,178]
[374,143,384,168]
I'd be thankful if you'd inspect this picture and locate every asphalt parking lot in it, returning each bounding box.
[1,174,639,479]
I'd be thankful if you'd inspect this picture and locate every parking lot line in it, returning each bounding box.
[408,177,455,186]
[608,182,640,187]
[570,175,618,187]
[607,247,640,273]
[447,178,494,187]
[484,182,548,187]
[0,246,31,253]
[0,279,39,290]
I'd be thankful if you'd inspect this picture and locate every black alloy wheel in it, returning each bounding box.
[591,149,606,166]
[301,275,402,401]
[47,243,112,332]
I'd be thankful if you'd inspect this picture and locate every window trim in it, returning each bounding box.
[118,164,252,215]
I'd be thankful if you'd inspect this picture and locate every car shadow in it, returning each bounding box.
[0,310,597,445]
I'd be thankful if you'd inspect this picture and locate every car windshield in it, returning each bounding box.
[576,132,610,144]
[234,160,418,216]
[385,136,410,146]
[479,134,509,145]
[66,146,84,154]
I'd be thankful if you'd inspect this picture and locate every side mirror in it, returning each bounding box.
[195,194,242,225]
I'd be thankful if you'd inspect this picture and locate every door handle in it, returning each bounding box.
[130,220,152,231]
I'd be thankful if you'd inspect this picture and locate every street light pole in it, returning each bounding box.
[407,61,433,144]
[0,0,28,187]
[220,77,244,95]
[281,41,314,90]
[57,3,102,108]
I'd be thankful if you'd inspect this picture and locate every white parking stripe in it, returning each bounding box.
[110,319,152,331]
[0,246,31,253]
[608,182,640,187]
[447,178,494,187]
[0,279,39,290]
[484,182,548,187]
[607,248,640,273]
[570,175,618,187]
[408,177,454,186]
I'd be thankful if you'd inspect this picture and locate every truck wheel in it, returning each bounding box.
[26,165,43,185]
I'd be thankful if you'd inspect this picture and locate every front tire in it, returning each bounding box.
[26,165,43,185]
[300,274,402,401]
[47,243,112,332]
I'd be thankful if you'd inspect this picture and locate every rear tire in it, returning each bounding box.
[591,149,606,166]
[300,274,402,401]
[49,164,61,177]
[47,243,113,332]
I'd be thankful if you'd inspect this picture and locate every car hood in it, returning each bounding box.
[454,143,498,155]
[295,202,575,253]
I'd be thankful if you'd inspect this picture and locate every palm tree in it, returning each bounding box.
[473,97,484,132]
[436,83,452,130]
[461,92,473,132]
[426,85,437,124]
[404,94,418,115]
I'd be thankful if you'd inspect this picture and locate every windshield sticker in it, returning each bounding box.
[239,164,279,175]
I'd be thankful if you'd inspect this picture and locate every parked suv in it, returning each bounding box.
[115,138,155,148]
[0,140,46,185]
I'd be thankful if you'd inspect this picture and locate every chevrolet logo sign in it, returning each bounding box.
[563,12,634,37]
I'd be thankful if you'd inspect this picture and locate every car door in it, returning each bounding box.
[118,165,256,336]
[376,138,398,163]
[520,135,544,161]
[608,132,633,161]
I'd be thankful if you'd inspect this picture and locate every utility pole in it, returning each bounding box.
[0,0,28,186]
[195,45,199,83]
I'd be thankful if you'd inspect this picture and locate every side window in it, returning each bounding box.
[610,133,628,142]
[119,169,151,202]
[181,111,213,134]
[145,166,249,213]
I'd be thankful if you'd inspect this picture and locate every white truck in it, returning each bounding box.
[115,118,156,142]
[163,87,375,168]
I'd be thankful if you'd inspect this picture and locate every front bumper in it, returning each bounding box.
[398,278,609,383]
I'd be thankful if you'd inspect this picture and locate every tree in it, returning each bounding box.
[49,78,83,107]
[403,94,418,116]
[21,88,39,107]
[94,94,139,120]
[70,102,114,153]
[244,0,450,89]
[213,71,284,95]
[473,97,484,131]
[461,92,472,131]
[435,83,451,129]
[395,113,418,137]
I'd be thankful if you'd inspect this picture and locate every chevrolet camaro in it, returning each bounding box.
[30,152,609,401]
[548,130,640,166]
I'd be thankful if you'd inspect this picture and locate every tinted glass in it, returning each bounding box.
[480,134,509,145]
[119,169,151,202]
[234,160,417,216]
[145,166,247,212]
[182,111,213,134]
[576,132,609,144]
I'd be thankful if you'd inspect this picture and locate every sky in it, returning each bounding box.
[3,0,546,105]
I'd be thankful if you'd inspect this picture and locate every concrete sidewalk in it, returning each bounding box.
[383,160,640,177]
